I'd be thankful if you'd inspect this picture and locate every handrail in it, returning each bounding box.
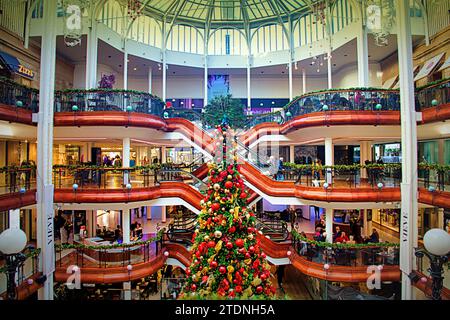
[155,168,208,193]
[2,77,448,129]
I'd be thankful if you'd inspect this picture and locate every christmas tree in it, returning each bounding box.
[180,122,275,299]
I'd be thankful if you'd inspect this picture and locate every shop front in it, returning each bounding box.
[372,209,400,233]
[0,50,35,87]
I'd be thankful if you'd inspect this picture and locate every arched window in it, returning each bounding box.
[251,24,289,55]
[129,15,162,48]
[167,24,204,54]
[208,28,248,56]
[98,0,125,37]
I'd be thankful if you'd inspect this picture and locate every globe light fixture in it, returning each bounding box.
[126,105,133,112]
[19,187,26,194]
[72,105,78,111]
[414,229,450,300]
[431,99,438,106]
[323,182,329,189]
[375,103,382,110]
[428,185,436,192]
[72,183,78,191]
[0,228,28,300]
[163,111,169,119]
[285,111,292,117]
[16,100,23,107]
[377,182,384,189]
[322,104,329,111]
[126,183,132,190]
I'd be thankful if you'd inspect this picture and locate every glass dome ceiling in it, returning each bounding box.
[142,0,319,28]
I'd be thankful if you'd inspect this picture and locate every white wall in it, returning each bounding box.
[332,62,383,88]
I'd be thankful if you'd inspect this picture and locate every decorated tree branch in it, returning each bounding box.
[180,122,275,299]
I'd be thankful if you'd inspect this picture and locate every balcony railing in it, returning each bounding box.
[282,163,450,191]
[1,78,448,129]
[0,77,39,112]
[1,163,448,196]
[55,231,163,269]
[53,89,165,115]
[291,231,400,267]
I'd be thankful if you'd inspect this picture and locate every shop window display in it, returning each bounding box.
[372,209,400,233]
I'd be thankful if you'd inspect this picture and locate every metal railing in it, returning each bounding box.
[255,218,289,242]
[55,236,163,269]
[54,89,165,115]
[155,168,208,194]
[0,77,39,112]
[292,237,400,267]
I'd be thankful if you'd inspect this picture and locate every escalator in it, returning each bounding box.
[255,218,289,242]
[155,168,208,194]
[166,213,197,245]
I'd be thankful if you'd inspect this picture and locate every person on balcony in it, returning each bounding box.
[368,228,380,243]
[335,231,349,243]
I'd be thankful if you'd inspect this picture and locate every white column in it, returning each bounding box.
[122,209,131,243]
[123,282,132,300]
[161,146,166,163]
[146,206,152,220]
[204,55,208,107]
[288,61,293,101]
[325,208,333,243]
[437,208,444,230]
[359,141,373,179]
[289,145,295,163]
[362,209,373,237]
[9,209,20,229]
[327,50,332,89]
[86,210,95,238]
[148,67,152,94]
[85,19,98,89]
[123,138,130,185]
[357,25,369,87]
[123,52,128,90]
[324,138,333,184]
[247,62,251,110]
[162,55,167,102]
[302,68,306,94]
[161,206,166,223]
[397,0,418,301]
[37,0,56,300]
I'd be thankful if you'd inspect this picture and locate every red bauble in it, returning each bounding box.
[245,252,251,259]
[261,252,267,258]
[191,284,197,291]
[208,240,216,248]
[260,274,267,281]
[224,181,233,189]
[186,268,191,276]
[226,242,233,249]
[202,275,208,283]
[228,226,236,233]
[211,203,220,211]
[210,261,218,268]
[235,285,243,293]
[240,192,247,199]
[256,286,263,294]
[235,238,244,248]
[219,266,226,274]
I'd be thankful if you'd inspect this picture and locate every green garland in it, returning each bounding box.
[55,88,163,101]
[283,162,450,172]
[415,77,450,91]
[55,228,165,251]
[52,164,161,172]
[0,248,41,274]
[0,76,39,92]
[291,230,399,249]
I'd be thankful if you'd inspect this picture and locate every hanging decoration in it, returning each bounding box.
[127,0,144,21]
[62,0,90,47]
[364,0,396,46]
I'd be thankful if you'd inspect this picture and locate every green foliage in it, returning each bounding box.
[203,95,246,128]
